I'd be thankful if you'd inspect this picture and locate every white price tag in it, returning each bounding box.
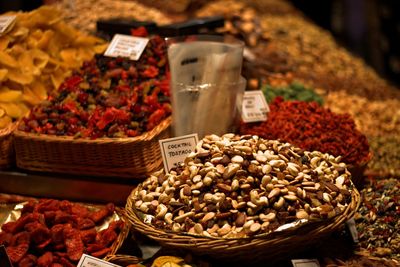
[159,133,198,172]
[346,218,359,243]
[291,259,320,267]
[104,34,149,61]
[241,90,270,123]
[77,254,121,267]
[0,15,16,35]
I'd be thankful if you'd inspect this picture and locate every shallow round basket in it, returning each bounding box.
[104,254,141,266]
[125,186,361,262]
[0,122,17,169]
[13,117,171,178]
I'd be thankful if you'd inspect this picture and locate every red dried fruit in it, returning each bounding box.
[35,199,60,213]
[25,221,44,232]
[98,228,117,247]
[19,254,37,267]
[30,225,51,245]
[91,247,111,258]
[63,227,84,261]
[54,211,78,225]
[37,251,53,267]
[89,203,114,224]
[86,243,105,253]
[0,231,12,246]
[50,224,65,244]
[11,231,30,246]
[77,218,95,230]
[51,264,63,267]
[71,204,89,218]
[6,243,29,263]
[1,221,17,233]
[80,228,97,244]
[56,257,75,267]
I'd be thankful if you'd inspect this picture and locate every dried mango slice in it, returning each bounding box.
[16,102,29,117]
[0,115,12,128]
[30,49,49,70]
[0,108,5,117]
[74,35,102,46]
[18,51,39,76]
[0,88,22,102]
[60,48,78,67]
[7,68,33,84]
[36,30,54,50]
[10,26,29,38]
[0,51,18,68]
[0,102,22,118]
[22,87,41,106]
[152,256,184,267]
[0,37,10,50]
[94,44,108,54]
[30,80,47,100]
[0,69,8,81]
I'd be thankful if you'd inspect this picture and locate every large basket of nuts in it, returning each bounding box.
[0,122,17,169]
[125,134,361,262]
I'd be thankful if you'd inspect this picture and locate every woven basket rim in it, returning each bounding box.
[13,116,171,144]
[125,185,360,244]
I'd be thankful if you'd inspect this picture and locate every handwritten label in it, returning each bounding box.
[0,245,13,267]
[77,254,121,267]
[346,218,359,243]
[159,133,198,172]
[292,259,320,267]
[0,15,16,35]
[104,34,149,61]
[241,90,270,123]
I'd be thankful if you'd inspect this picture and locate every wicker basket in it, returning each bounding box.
[125,186,361,262]
[13,117,171,178]
[104,254,141,265]
[0,122,16,169]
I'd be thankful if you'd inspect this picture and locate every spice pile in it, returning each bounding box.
[261,82,324,105]
[367,136,400,177]
[19,34,171,138]
[53,0,171,34]
[0,199,123,266]
[133,134,353,238]
[240,97,370,166]
[355,177,400,261]
[0,6,106,129]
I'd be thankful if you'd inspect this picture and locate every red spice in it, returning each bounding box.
[240,97,370,165]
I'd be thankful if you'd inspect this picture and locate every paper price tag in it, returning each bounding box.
[0,245,13,267]
[346,218,359,243]
[77,254,121,267]
[159,133,198,172]
[241,90,270,123]
[104,34,149,61]
[0,15,16,35]
[291,259,320,267]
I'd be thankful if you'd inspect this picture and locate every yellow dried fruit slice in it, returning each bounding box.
[0,115,12,128]
[0,69,8,81]
[152,256,184,267]
[30,49,49,69]
[0,36,10,50]
[30,80,47,100]
[0,108,5,117]
[36,29,54,50]
[0,88,22,102]
[7,68,33,84]
[22,86,41,106]
[0,102,22,118]
[17,102,29,117]
[0,50,18,68]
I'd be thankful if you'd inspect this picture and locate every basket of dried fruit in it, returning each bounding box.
[0,198,129,266]
[14,34,172,178]
[125,134,361,262]
[0,122,17,169]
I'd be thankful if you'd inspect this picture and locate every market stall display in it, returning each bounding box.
[14,33,171,177]
[0,199,128,266]
[126,134,360,261]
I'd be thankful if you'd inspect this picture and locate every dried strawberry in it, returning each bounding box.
[80,228,97,244]
[98,228,117,247]
[89,203,114,224]
[1,221,17,233]
[131,26,148,37]
[63,227,84,261]
[19,254,37,267]
[0,231,12,246]
[50,224,65,244]
[77,218,95,230]
[91,247,111,258]
[35,199,60,213]
[71,204,90,218]
[11,231,30,246]
[30,225,51,245]
[37,251,53,267]
[6,243,29,263]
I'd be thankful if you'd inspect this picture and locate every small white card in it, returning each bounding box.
[77,254,121,267]
[104,34,149,61]
[346,218,359,243]
[241,90,270,123]
[159,133,199,172]
[291,259,320,267]
[0,15,16,35]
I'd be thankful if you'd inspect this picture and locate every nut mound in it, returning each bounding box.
[133,134,353,238]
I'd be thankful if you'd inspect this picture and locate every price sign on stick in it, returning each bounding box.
[104,34,149,61]
[159,133,198,172]
[241,90,270,123]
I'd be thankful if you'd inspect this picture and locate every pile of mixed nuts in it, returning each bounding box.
[133,134,353,238]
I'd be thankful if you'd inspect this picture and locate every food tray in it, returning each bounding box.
[0,122,16,169]
[125,186,361,262]
[13,117,171,178]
